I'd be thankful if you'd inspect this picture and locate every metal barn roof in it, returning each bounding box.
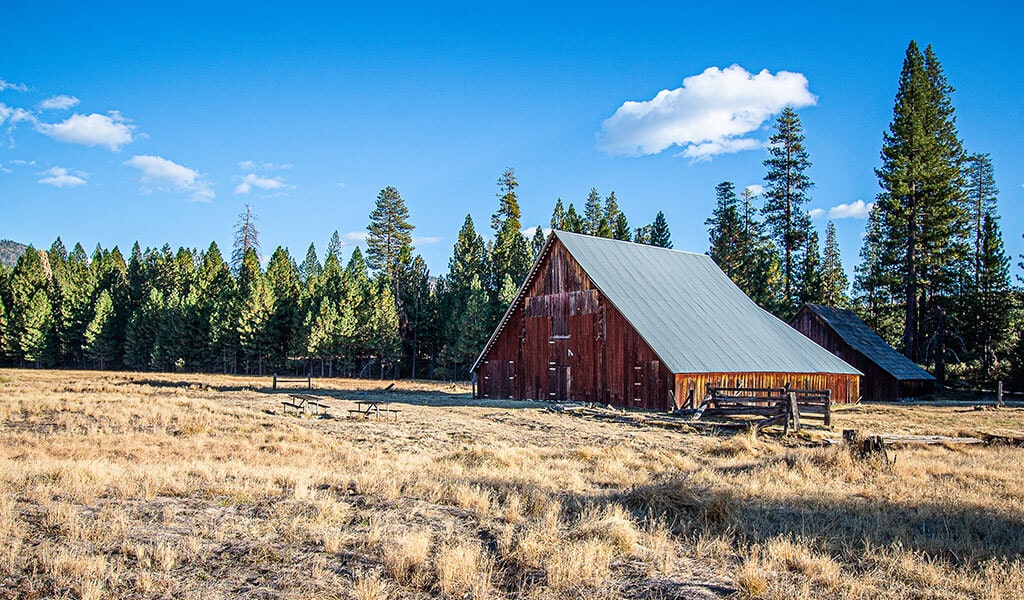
[799,303,935,381]
[474,231,861,376]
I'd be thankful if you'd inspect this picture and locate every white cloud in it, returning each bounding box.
[234,173,291,195]
[344,231,368,243]
[413,236,442,245]
[522,226,551,238]
[337,182,347,189]
[599,64,816,161]
[0,79,27,92]
[37,111,135,151]
[38,166,87,188]
[239,160,292,171]
[744,184,764,196]
[10,159,35,166]
[39,95,80,110]
[809,199,874,220]
[124,155,214,203]
[0,103,33,126]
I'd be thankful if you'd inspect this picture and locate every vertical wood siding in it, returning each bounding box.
[789,307,933,402]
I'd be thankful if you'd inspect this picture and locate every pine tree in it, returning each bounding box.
[232,203,260,271]
[634,225,652,245]
[964,153,998,285]
[649,212,672,248]
[871,41,968,362]
[969,214,1013,380]
[326,230,344,261]
[299,243,323,285]
[497,274,517,317]
[798,229,823,306]
[550,198,566,230]
[265,247,300,372]
[84,288,115,369]
[236,248,274,375]
[762,107,813,312]
[19,290,51,366]
[366,186,415,285]
[124,287,163,371]
[452,274,491,377]
[820,222,850,308]
[531,226,546,259]
[706,182,745,281]
[853,205,903,346]
[368,278,401,377]
[563,204,584,233]
[7,247,53,366]
[584,187,603,235]
[489,168,532,292]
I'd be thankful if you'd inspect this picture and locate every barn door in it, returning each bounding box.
[548,362,571,401]
[632,360,660,407]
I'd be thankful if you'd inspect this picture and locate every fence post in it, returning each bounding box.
[824,389,832,426]
[998,381,1004,408]
[273,373,278,390]
[788,392,800,434]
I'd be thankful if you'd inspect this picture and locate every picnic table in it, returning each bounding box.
[349,399,400,421]
[280,394,330,417]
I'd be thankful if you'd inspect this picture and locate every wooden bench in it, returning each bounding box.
[281,394,330,417]
[349,400,400,421]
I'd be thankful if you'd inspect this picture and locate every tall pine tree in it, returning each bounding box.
[871,41,968,363]
[820,222,850,308]
[762,107,813,314]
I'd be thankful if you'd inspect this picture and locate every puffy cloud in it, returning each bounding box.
[808,199,874,220]
[599,65,816,161]
[344,231,368,243]
[234,173,290,195]
[38,166,87,188]
[413,236,442,245]
[124,155,214,203]
[744,184,765,196]
[39,95,80,110]
[0,79,27,92]
[37,111,134,151]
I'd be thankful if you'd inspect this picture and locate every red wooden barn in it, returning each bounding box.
[472,231,861,410]
[790,303,935,401]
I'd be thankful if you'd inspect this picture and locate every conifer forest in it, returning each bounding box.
[1,41,1021,389]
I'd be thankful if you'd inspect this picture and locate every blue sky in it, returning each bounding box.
[1,2,1021,283]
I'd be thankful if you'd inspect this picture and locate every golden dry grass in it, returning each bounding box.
[1,368,1023,599]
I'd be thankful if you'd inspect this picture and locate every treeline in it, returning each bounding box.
[0,169,671,380]
[702,41,1022,387]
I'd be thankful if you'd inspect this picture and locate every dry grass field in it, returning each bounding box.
[1,369,1023,599]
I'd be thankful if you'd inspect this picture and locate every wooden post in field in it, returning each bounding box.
[787,391,800,434]
[997,381,1004,408]
[273,373,278,390]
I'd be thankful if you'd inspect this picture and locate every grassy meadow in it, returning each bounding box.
[1,369,1023,599]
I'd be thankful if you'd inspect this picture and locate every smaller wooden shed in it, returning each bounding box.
[790,303,935,402]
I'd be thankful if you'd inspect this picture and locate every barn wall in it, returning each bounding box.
[674,372,860,408]
[476,240,672,410]
[789,307,930,402]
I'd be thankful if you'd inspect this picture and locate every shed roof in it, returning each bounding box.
[474,231,860,376]
[797,303,935,381]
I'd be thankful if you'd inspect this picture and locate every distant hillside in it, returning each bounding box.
[0,239,28,268]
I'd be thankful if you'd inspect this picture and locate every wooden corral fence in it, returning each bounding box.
[273,373,312,390]
[692,385,831,433]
